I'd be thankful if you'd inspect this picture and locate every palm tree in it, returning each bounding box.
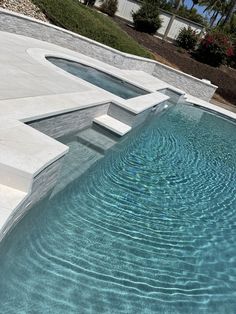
[200,0,229,26]
[190,0,200,11]
[222,0,236,25]
[201,0,224,14]
[201,0,236,26]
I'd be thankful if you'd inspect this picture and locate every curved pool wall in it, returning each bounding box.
[47,57,149,99]
[0,103,235,313]
[0,8,217,101]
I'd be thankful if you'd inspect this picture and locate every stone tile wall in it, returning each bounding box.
[28,104,109,138]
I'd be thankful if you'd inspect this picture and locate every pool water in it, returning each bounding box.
[47,57,149,99]
[0,104,236,313]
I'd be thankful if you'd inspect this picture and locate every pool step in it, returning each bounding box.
[121,92,169,114]
[0,184,27,230]
[93,115,131,136]
[76,127,118,153]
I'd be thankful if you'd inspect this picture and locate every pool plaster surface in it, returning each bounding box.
[0,30,235,239]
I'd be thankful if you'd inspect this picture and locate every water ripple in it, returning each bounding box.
[0,104,235,313]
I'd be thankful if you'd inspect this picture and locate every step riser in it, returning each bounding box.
[76,127,118,153]
[77,137,106,154]
[0,163,31,192]
[108,104,151,128]
[92,124,120,141]
[93,114,131,136]
[92,122,123,137]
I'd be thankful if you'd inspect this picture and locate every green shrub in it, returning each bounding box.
[176,27,199,51]
[32,0,152,58]
[100,0,118,17]
[195,31,234,67]
[229,41,236,68]
[132,0,162,34]
[83,0,96,6]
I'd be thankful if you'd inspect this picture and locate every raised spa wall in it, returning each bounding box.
[0,9,217,101]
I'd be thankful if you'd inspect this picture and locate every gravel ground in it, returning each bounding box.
[0,0,49,22]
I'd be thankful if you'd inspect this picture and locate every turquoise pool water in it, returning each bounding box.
[47,57,149,99]
[0,104,235,313]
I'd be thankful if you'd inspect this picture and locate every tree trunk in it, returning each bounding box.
[190,3,195,11]
[203,3,212,13]
[222,0,236,25]
[175,0,182,10]
[217,14,224,25]
[210,11,219,27]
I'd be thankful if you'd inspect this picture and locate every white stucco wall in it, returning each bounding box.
[95,0,204,40]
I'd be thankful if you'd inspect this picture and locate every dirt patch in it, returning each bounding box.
[114,17,236,106]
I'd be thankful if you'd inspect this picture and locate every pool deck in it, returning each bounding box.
[0,30,235,240]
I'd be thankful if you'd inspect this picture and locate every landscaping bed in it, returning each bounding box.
[31,0,152,59]
[113,17,236,106]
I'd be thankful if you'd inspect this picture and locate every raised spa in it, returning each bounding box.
[47,57,149,99]
[0,103,235,313]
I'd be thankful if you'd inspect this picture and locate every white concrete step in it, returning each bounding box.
[93,115,131,136]
[76,128,117,153]
[122,92,169,114]
[0,184,27,229]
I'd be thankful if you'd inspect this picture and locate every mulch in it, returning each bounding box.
[113,17,236,106]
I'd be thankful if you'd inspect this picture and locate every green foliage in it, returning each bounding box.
[176,26,199,50]
[100,0,118,17]
[196,31,234,66]
[221,14,236,38]
[159,0,173,11]
[31,0,152,58]
[83,0,96,6]
[177,6,206,25]
[132,0,162,34]
[159,1,206,25]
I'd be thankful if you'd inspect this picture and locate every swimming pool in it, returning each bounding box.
[0,103,235,313]
[47,57,149,99]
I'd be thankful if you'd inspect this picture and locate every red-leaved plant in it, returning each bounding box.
[196,32,234,67]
